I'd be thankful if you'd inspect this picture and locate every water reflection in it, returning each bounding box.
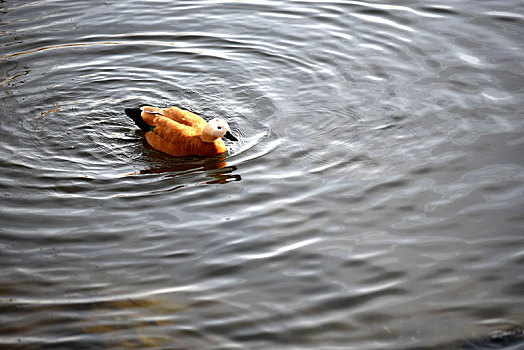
[0,0,523,349]
[129,153,241,187]
[0,61,30,89]
[0,296,184,349]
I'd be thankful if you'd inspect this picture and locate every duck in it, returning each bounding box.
[125,106,238,157]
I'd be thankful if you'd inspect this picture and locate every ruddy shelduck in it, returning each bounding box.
[125,106,238,157]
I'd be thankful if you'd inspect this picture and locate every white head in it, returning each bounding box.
[201,118,238,143]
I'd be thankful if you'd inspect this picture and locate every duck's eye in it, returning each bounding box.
[217,126,222,130]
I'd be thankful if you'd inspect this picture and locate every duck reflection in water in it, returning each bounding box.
[135,154,241,186]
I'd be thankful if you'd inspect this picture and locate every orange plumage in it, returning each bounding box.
[125,106,238,157]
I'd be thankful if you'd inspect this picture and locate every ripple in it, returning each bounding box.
[1,0,524,349]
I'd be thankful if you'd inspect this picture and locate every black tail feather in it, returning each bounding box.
[125,108,150,133]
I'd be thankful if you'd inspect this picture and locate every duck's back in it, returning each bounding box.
[161,107,207,129]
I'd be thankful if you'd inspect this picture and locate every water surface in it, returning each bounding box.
[1,0,523,349]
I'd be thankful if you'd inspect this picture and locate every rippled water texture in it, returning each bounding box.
[1,0,524,349]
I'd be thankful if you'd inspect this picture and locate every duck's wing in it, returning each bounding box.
[142,106,207,129]
[153,115,200,138]
[166,107,207,129]
[145,115,205,156]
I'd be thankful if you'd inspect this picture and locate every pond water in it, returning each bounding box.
[1,0,523,349]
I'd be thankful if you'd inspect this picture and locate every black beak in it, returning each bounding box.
[224,131,238,141]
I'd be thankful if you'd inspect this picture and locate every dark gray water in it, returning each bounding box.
[1,0,523,349]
